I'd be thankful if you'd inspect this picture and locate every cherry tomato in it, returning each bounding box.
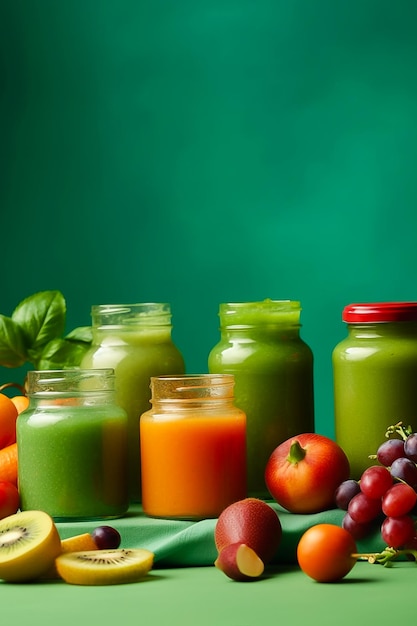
[0,481,20,519]
[297,523,357,582]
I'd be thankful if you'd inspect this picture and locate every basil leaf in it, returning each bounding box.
[35,338,90,370]
[65,326,93,344]
[12,290,66,351]
[0,315,27,367]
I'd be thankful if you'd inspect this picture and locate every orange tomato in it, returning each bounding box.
[0,393,18,449]
[297,523,357,582]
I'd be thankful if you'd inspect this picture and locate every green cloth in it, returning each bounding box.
[56,503,385,566]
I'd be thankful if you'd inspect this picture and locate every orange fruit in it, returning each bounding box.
[297,524,357,582]
[0,443,18,485]
[10,395,29,414]
[0,394,18,449]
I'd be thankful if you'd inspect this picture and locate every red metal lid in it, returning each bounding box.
[343,302,417,323]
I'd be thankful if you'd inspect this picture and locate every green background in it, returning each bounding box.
[1,0,417,437]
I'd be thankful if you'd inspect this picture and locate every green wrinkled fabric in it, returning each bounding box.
[56,503,385,567]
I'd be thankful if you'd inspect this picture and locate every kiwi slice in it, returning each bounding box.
[55,548,154,585]
[43,533,101,580]
[0,510,62,582]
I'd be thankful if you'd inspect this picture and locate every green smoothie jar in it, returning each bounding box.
[333,302,417,479]
[81,303,185,501]
[208,299,314,498]
[17,369,129,521]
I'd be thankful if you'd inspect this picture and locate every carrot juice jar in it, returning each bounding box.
[140,374,247,520]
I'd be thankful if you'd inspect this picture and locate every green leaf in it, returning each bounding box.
[12,290,66,351]
[35,338,91,370]
[65,326,93,344]
[0,315,27,367]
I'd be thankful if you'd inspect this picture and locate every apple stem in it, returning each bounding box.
[286,440,306,464]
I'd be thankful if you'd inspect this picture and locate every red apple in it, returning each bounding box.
[265,433,350,514]
[214,498,282,564]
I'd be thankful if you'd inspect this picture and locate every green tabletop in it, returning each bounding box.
[2,504,414,624]
[1,560,415,626]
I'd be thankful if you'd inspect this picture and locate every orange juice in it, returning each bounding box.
[140,375,247,519]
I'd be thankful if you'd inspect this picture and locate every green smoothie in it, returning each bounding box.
[17,370,129,520]
[208,300,314,498]
[333,314,417,479]
[81,304,185,501]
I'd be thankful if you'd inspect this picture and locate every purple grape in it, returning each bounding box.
[342,512,375,540]
[91,525,121,549]
[390,457,417,490]
[335,479,361,510]
[376,438,405,467]
[404,433,417,462]
[381,515,415,549]
[348,492,382,524]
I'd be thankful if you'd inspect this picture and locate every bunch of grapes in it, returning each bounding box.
[335,422,417,550]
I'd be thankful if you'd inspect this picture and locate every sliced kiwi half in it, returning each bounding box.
[0,510,62,582]
[55,548,154,585]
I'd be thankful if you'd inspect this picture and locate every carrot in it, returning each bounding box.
[0,443,18,486]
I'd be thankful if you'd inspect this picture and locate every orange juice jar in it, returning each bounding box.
[140,374,247,520]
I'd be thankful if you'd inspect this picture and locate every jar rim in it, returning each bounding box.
[27,368,116,394]
[220,299,300,312]
[343,302,417,323]
[150,374,235,400]
[91,303,172,327]
[218,299,301,327]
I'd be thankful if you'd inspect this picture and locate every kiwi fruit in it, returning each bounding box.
[60,532,99,553]
[55,548,154,585]
[0,510,62,582]
[42,532,100,580]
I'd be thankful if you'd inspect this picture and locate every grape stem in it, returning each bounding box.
[385,421,413,441]
[352,547,417,567]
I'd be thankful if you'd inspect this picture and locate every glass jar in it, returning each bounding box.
[17,369,129,521]
[140,374,247,520]
[333,302,417,479]
[208,299,314,498]
[81,303,185,502]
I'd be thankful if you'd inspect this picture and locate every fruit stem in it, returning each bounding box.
[352,547,417,567]
[384,421,413,441]
[286,440,306,464]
